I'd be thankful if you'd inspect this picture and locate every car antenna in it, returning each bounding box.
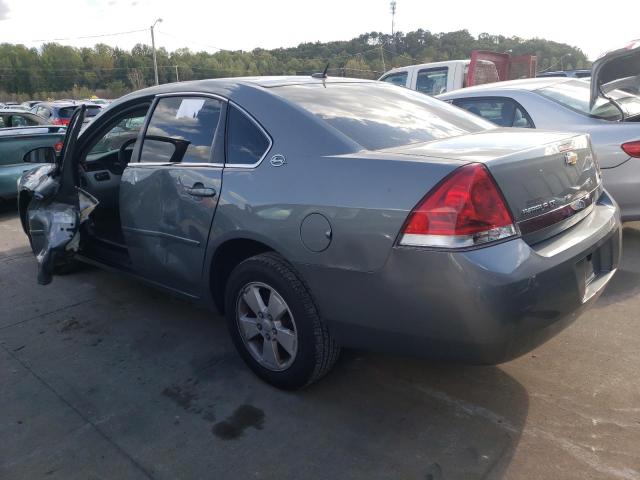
[311,63,330,79]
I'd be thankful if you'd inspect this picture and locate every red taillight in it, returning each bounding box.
[400,163,517,248]
[622,140,640,158]
[52,118,70,126]
[53,141,63,153]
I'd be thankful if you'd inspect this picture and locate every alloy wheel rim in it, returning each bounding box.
[236,282,298,371]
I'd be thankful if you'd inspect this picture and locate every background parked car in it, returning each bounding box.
[32,101,102,126]
[379,50,537,95]
[21,100,44,109]
[0,125,65,201]
[0,109,48,128]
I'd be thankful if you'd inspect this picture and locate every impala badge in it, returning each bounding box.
[270,154,286,167]
[564,151,578,166]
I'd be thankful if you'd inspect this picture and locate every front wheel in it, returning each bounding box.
[225,252,340,389]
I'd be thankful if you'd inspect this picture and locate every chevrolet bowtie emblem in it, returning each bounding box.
[564,151,578,166]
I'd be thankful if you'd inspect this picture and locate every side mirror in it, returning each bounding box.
[23,146,57,164]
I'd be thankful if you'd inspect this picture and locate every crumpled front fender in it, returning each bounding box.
[28,202,79,285]
[22,164,98,285]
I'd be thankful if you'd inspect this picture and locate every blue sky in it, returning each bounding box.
[0,0,634,60]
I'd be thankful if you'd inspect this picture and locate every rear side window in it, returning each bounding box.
[58,107,75,119]
[416,67,448,95]
[226,105,270,165]
[85,106,102,117]
[10,114,41,127]
[0,117,4,128]
[380,71,408,87]
[140,96,222,164]
[453,97,534,128]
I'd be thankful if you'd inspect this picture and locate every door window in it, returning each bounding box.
[140,96,222,164]
[453,97,534,128]
[0,116,4,128]
[226,105,271,166]
[416,67,448,95]
[380,71,408,87]
[87,109,149,156]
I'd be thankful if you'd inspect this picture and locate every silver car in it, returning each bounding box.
[438,41,640,221]
[18,77,621,389]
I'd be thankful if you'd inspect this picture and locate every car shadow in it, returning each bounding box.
[298,351,528,479]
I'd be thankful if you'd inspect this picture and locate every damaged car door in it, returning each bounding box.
[119,95,225,295]
[24,105,98,284]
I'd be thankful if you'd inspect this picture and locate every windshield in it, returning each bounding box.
[537,79,640,120]
[272,82,493,150]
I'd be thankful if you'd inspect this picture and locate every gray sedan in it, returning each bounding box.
[18,76,621,389]
[438,43,640,221]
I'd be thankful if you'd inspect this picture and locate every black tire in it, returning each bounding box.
[224,252,340,389]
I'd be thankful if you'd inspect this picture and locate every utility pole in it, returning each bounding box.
[174,65,179,82]
[390,1,397,37]
[380,44,386,72]
[150,18,162,86]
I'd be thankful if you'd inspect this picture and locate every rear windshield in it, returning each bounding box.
[58,106,102,118]
[272,82,493,150]
[537,79,640,120]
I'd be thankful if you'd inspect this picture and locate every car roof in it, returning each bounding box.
[39,101,91,108]
[0,108,37,114]
[111,76,377,107]
[437,76,580,99]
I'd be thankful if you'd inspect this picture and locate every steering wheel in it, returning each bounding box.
[118,138,138,166]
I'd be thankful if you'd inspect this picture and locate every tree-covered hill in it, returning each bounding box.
[0,29,589,100]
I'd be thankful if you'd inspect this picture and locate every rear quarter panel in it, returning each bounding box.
[211,150,462,273]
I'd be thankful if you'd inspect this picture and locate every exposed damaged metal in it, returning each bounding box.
[21,104,98,285]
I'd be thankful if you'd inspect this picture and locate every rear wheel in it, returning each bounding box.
[225,252,340,389]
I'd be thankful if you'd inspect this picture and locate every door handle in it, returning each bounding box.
[185,183,216,197]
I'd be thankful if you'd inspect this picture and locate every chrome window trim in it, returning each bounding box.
[127,162,224,168]
[154,91,228,103]
[225,100,273,169]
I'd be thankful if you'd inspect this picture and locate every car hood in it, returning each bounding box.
[591,39,640,109]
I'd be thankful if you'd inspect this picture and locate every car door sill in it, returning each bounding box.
[75,253,202,301]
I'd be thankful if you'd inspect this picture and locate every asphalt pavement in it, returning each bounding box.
[1,203,639,480]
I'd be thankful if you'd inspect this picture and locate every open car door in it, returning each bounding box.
[26,104,98,285]
[591,40,640,110]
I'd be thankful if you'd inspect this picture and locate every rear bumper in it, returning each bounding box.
[297,191,622,364]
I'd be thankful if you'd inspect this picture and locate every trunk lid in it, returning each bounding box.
[591,40,640,109]
[386,129,602,243]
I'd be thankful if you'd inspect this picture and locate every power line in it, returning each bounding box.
[14,28,147,44]
[155,30,226,52]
